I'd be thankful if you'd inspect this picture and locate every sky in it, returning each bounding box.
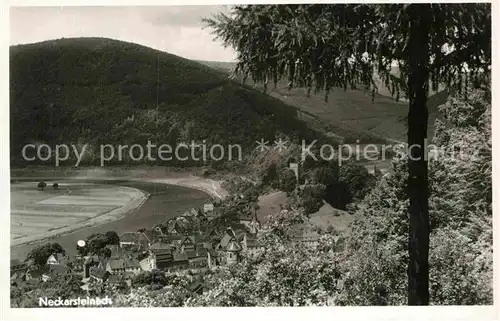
[10,6,237,62]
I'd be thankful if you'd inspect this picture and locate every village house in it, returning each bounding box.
[106,244,125,259]
[142,242,173,271]
[42,265,69,282]
[203,203,214,214]
[119,232,138,247]
[146,241,212,272]
[119,230,156,249]
[89,267,109,283]
[10,270,25,282]
[171,252,190,270]
[216,228,237,251]
[188,280,205,295]
[46,253,68,265]
[25,269,42,281]
[10,259,27,274]
[292,229,322,248]
[106,259,125,274]
[124,258,141,274]
[147,249,191,271]
[106,258,141,275]
[179,236,196,252]
[82,255,101,279]
[107,274,128,289]
[240,233,262,257]
[10,272,26,287]
[69,256,85,273]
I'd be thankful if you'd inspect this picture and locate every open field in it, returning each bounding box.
[10,181,147,246]
[10,167,223,260]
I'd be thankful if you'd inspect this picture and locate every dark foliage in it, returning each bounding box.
[10,38,322,167]
[278,168,297,194]
[26,242,65,267]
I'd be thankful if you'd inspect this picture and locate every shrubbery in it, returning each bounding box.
[26,242,65,268]
[132,270,169,290]
[278,168,297,194]
[340,89,492,305]
[294,184,326,214]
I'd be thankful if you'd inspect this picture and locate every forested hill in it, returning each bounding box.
[10,37,322,166]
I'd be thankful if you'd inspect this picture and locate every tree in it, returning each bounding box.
[295,183,326,214]
[132,270,168,290]
[105,231,120,245]
[204,4,490,305]
[279,168,297,194]
[26,243,65,267]
[338,162,375,201]
[37,181,47,190]
[313,165,338,186]
[79,232,117,257]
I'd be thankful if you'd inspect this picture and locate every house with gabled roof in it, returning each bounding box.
[170,220,182,234]
[240,212,261,235]
[25,269,42,281]
[203,203,214,214]
[106,259,125,274]
[216,228,236,251]
[42,265,69,282]
[124,258,141,274]
[89,267,109,283]
[106,244,125,259]
[82,255,100,279]
[69,255,84,273]
[188,280,204,295]
[179,236,196,252]
[107,274,128,288]
[141,229,156,244]
[105,258,139,275]
[119,231,154,249]
[149,242,175,253]
[152,250,173,270]
[119,232,139,247]
[46,253,68,266]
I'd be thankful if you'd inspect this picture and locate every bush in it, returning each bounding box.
[37,181,47,190]
[279,168,297,194]
[313,165,339,186]
[52,183,59,189]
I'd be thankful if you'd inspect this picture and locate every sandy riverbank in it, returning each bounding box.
[10,167,228,248]
[11,167,228,200]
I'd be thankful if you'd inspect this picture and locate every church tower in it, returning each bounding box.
[225,238,242,265]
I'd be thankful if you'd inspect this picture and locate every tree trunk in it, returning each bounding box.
[407,5,430,306]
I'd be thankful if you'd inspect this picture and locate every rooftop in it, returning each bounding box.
[119,232,139,243]
[90,267,108,279]
[226,239,242,252]
[107,259,125,270]
[150,242,175,251]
